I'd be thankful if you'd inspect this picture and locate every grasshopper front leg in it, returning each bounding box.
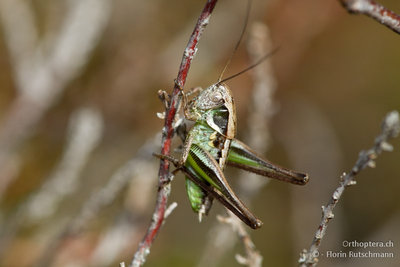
[183,87,203,121]
[179,130,194,165]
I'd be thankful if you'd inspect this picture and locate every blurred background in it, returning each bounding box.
[0,0,399,266]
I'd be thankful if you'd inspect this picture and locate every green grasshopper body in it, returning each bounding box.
[177,83,308,229]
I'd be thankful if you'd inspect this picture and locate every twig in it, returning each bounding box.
[26,108,103,222]
[339,0,400,34]
[299,111,400,267]
[87,135,161,267]
[69,160,152,234]
[244,22,277,154]
[69,134,160,235]
[0,0,111,189]
[0,108,103,256]
[2,108,103,267]
[129,1,218,266]
[164,202,178,219]
[33,135,160,267]
[92,213,137,267]
[217,215,262,267]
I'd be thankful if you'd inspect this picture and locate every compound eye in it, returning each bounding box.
[188,96,198,105]
[212,92,223,103]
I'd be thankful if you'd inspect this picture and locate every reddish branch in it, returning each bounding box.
[129,1,218,266]
[339,0,400,34]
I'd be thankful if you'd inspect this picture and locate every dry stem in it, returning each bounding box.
[128,1,219,266]
[0,0,110,193]
[217,215,262,267]
[339,0,400,34]
[299,111,400,266]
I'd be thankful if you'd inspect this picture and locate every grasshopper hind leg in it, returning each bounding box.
[186,144,263,229]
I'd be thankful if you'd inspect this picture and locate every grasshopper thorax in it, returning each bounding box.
[186,83,236,139]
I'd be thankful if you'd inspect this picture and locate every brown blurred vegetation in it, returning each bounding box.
[0,0,399,266]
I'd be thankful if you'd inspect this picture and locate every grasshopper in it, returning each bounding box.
[157,1,308,229]
[158,79,308,229]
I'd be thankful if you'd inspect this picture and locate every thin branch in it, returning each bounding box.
[87,136,161,267]
[0,108,103,257]
[69,133,160,235]
[34,135,160,267]
[339,0,400,34]
[128,1,218,266]
[299,110,400,267]
[26,108,104,222]
[91,213,138,267]
[29,133,160,267]
[0,0,111,189]
[218,215,262,267]
[69,160,152,234]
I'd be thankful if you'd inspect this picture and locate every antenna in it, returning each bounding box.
[217,0,252,83]
[218,47,279,84]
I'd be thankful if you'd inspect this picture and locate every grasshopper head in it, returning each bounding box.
[188,83,236,138]
[195,83,232,110]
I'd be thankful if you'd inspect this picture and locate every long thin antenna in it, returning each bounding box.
[217,0,252,82]
[218,47,279,84]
